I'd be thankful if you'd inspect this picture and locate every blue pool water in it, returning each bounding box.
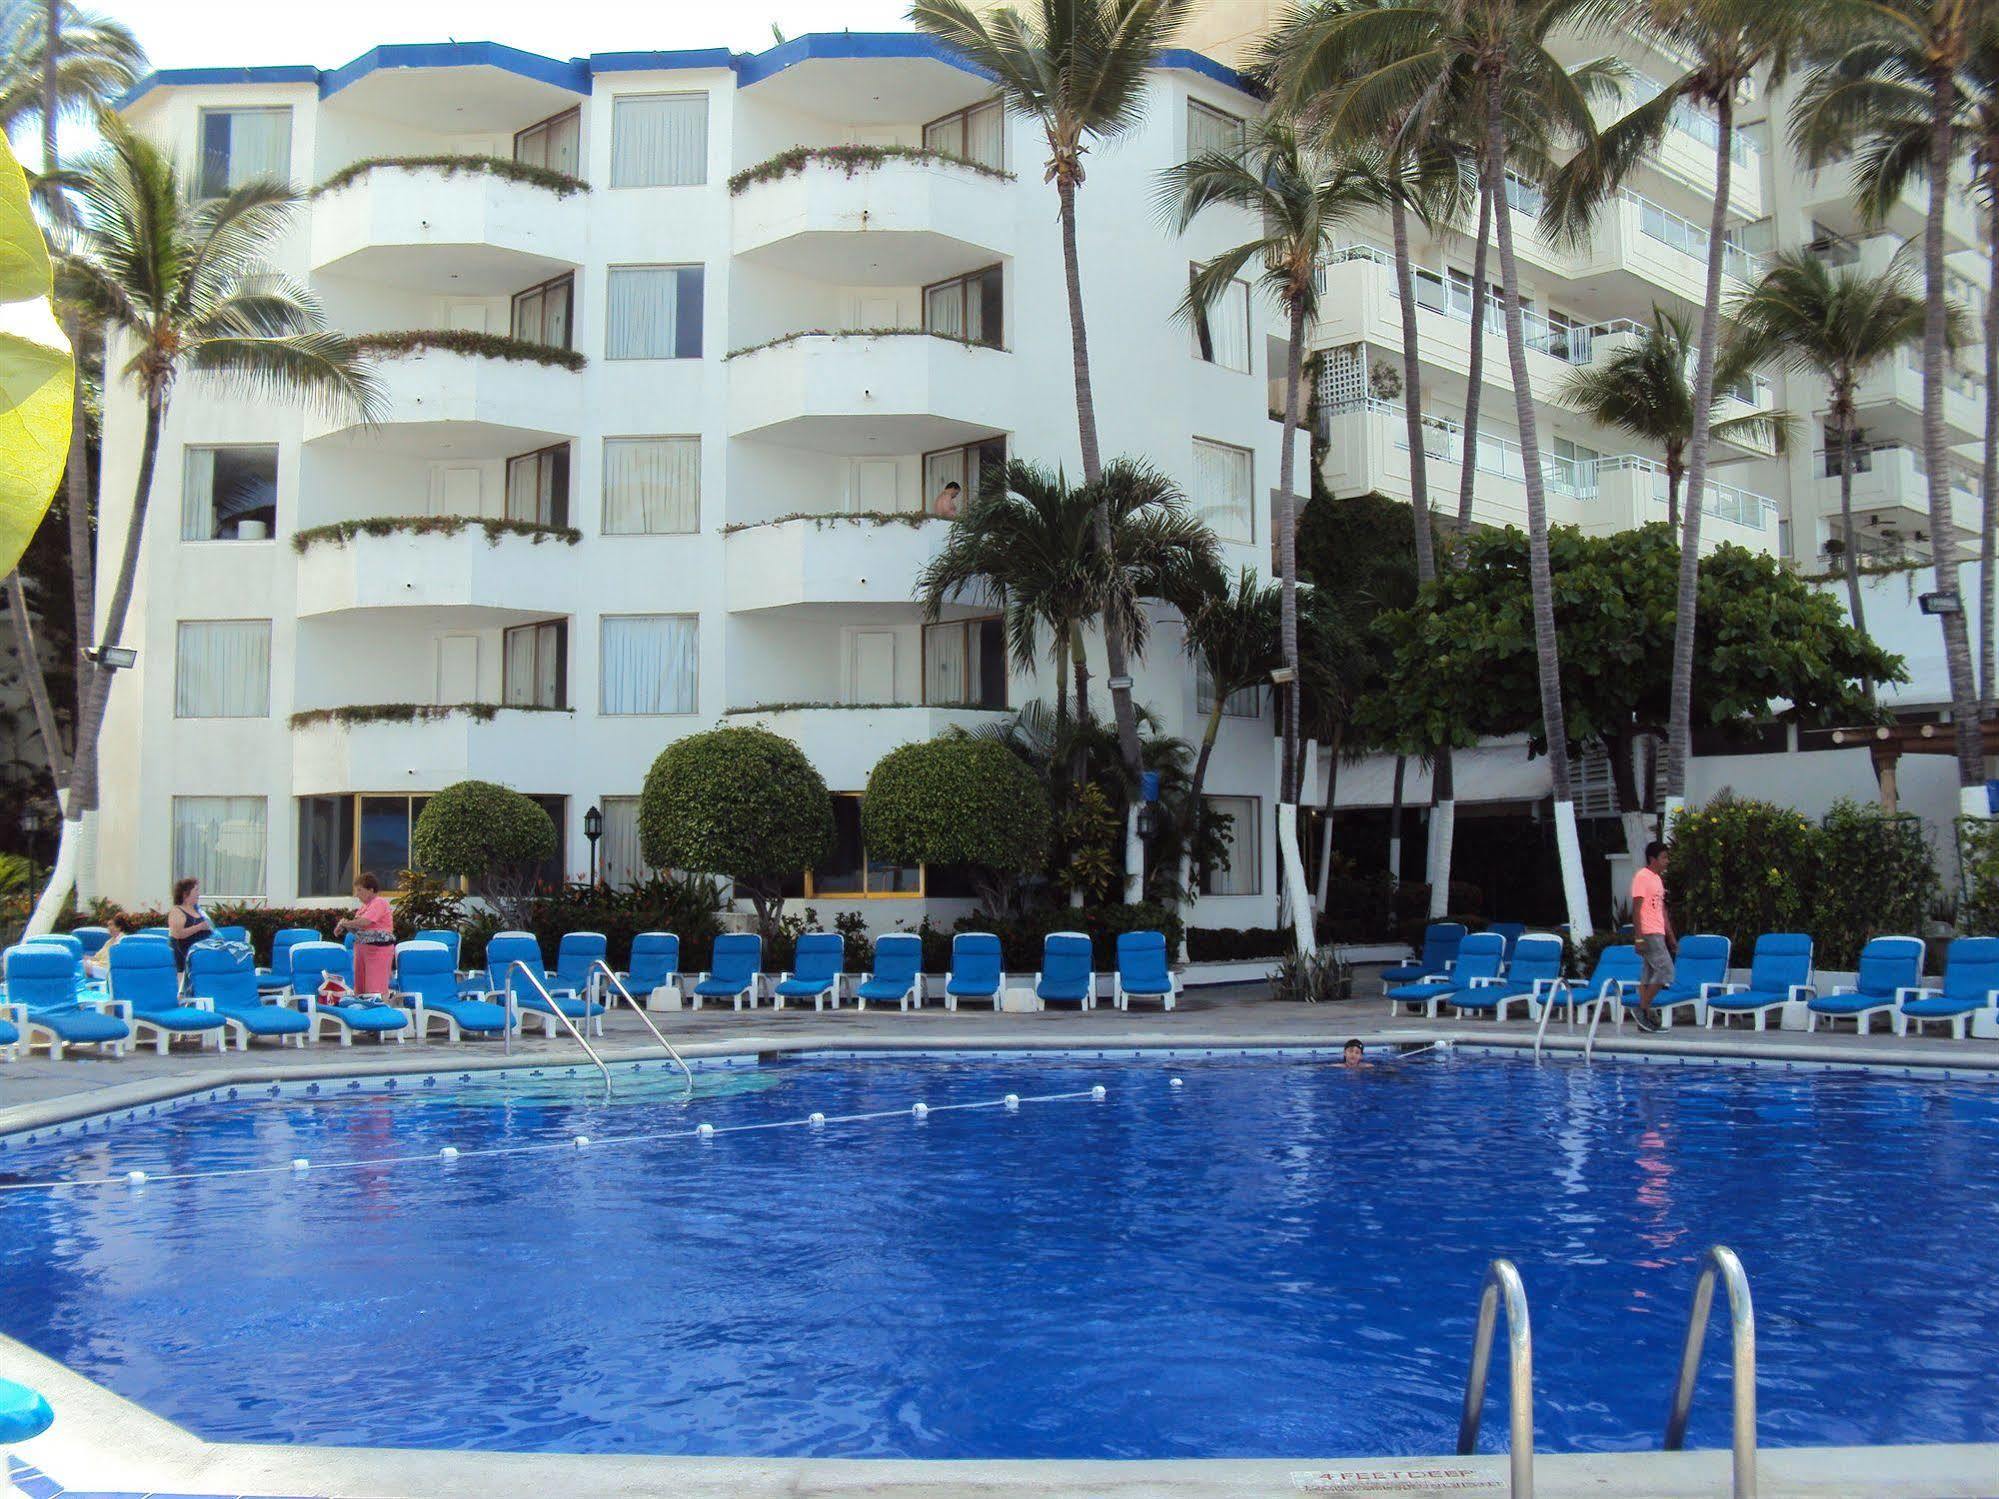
[0,1049,1995,1459]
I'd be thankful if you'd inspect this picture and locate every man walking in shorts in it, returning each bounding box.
[1630,840,1675,1032]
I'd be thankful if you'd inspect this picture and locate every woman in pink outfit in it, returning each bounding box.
[336,872,396,997]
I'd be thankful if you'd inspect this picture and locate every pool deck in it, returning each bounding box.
[4,983,1998,1498]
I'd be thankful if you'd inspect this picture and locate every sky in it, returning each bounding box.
[100,0,920,72]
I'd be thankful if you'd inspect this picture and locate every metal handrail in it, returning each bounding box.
[1457,1258,1535,1497]
[1583,989,1612,1063]
[586,959,694,1097]
[1532,981,1567,1058]
[504,959,612,1097]
[1665,1245,1757,1499]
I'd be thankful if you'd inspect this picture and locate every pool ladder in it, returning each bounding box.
[1457,1246,1757,1499]
[501,960,613,1097]
[585,959,696,1097]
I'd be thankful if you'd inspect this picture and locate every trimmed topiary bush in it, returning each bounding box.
[1667,792,1817,956]
[411,780,557,928]
[862,738,1051,915]
[639,726,834,934]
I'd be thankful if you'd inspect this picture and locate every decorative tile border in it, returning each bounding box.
[7,1455,325,1499]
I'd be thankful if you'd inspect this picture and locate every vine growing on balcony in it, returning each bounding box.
[718,510,943,535]
[351,329,587,371]
[289,702,575,730]
[723,327,1003,360]
[292,515,582,554]
[727,143,1013,195]
[316,154,590,198]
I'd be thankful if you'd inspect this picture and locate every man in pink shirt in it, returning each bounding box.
[1629,840,1676,1032]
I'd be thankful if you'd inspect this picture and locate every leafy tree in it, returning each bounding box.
[861,737,1052,915]
[411,781,557,929]
[638,726,834,935]
[1362,523,1904,878]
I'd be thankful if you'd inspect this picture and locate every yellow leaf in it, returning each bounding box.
[0,133,73,578]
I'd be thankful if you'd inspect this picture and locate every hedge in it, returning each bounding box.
[723,328,1005,360]
[292,515,581,554]
[317,153,589,198]
[289,703,573,730]
[352,329,587,371]
[727,143,1013,194]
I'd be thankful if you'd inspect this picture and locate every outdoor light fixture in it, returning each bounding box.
[1106,675,1134,691]
[1269,666,1298,685]
[584,804,603,886]
[86,645,137,670]
[1919,591,1963,616]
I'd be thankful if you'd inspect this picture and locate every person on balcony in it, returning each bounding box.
[336,873,397,997]
[932,480,962,519]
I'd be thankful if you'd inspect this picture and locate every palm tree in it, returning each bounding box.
[1731,251,1929,657]
[1556,307,1788,531]
[24,120,381,935]
[1795,0,1991,815]
[909,0,1191,872]
[1269,0,1623,941]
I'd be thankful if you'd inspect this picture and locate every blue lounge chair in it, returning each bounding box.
[261,926,320,993]
[1807,935,1925,1035]
[1035,931,1096,1010]
[1898,936,1999,1038]
[1533,942,1643,1027]
[551,931,608,999]
[854,933,924,1012]
[773,932,844,1011]
[1113,930,1178,1010]
[484,932,606,1036]
[187,941,311,1050]
[413,927,463,969]
[208,924,249,948]
[1645,933,1733,1029]
[0,1014,16,1059]
[109,939,228,1053]
[26,933,82,962]
[945,932,1004,1011]
[1380,922,1468,988]
[1705,933,1815,1030]
[618,932,681,1008]
[288,940,409,1045]
[68,925,109,954]
[1451,933,1563,1020]
[690,932,762,1010]
[393,941,510,1042]
[1,944,129,1058]
[1387,931,1507,1018]
[1485,921,1529,965]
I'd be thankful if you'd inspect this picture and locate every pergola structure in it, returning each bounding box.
[1828,721,1999,813]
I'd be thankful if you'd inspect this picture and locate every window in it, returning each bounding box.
[1187,99,1247,160]
[1199,794,1261,896]
[922,437,1006,510]
[1192,438,1255,545]
[198,106,292,196]
[600,615,698,715]
[610,92,708,187]
[808,793,921,897]
[603,437,700,534]
[299,793,560,896]
[175,620,271,718]
[1190,266,1251,373]
[923,617,1007,709]
[605,265,704,359]
[511,273,573,349]
[1550,437,1602,498]
[922,97,1005,169]
[514,108,580,175]
[505,445,570,527]
[923,265,1003,347]
[181,445,277,541]
[503,619,567,709]
[1196,659,1261,719]
[598,795,649,886]
[172,796,267,899]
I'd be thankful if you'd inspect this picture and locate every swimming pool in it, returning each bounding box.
[0,1048,1994,1460]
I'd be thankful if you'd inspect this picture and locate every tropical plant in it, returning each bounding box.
[22,119,381,937]
[860,737,1053,915]
[909,0,1191,849]
[1729,251,1929,654]
[637,726,834,935]
[410,780,558,929]
[1816,797,1939,967]
[1794,0,1991,814]
[1556,306,1789,531]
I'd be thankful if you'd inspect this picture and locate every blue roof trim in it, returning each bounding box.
[589,48,737,75]
[320,42,589,98]
[1155,48,1260,99]
[734,32,988,87]
[120,65,318,110]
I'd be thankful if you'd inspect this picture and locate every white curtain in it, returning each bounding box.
[925,280,964,338]
[224,108,292,187]
[1196,659,1261,718]
[599,796,647,886]
[175,620,271,718]
[503,625,537,707]
[181,447,216,540]
[610,94,708,187]
[922,115,965,157]
[607,268,681,360]
[601,615,698,715]
[1187,101,1245,160]
[172,796,267,898]
[1210,280,1250,373]
[1201,794,1260,896]
[1192,439,1254,545]
[925,621,969,705]
[604,437,700,534]
[965,101,1004,168]
[923,447,966,503]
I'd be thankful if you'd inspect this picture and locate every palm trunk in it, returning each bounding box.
[1277,295,1306,803]
[1665,442,1683,533]
[1487,71,1591,940]
[1069,628,1090,724]
[1457,174,1493,537]
[1177,698,1228,957]
[1388,753,1405,880]
[1837,405,1870,658]
[1979,176,1999,713]
[5,572,66,789]
[1919,73,1986,810]
[1664,88,1735,807]
[1315,726,1342,913]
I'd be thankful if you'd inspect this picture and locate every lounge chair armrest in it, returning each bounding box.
[1788,984,1815,1003]
[1442,959,1458,972]
[1698,981,1730,999]
[1530,977,1562,998]
[0,1000,25,1026]
[1713,982,1746,996]
[1893,985,1927,1005]
[1466,976,1501,989]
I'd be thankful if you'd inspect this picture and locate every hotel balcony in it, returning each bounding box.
[307,340,582,453]
[1580,455,1780,553]
[1641,112,1765,224]
[1816,444,1981,548]
[310,161,585,293]
[290,705,580,795]
[725,704,1011,787]
[1847,351,1985,447]
[731,152,1014,286]
[727,332,1016,452]
[724,515,960,613]
[1802,156,1979,256]
[1566,192,1767,313]
[292,526,578,620]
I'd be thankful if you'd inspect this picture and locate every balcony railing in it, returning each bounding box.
[1591,453,1777,529]
[1898,345,1984,400]
[1344,396,1595,497]
[1630,76,1757,166]
[1621,191,1766,283]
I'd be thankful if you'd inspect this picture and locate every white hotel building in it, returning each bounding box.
[92,34,1302,925]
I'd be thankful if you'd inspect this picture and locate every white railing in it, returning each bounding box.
[1621,191,1766,283]
[1591,452,1777,530]
[1339,397,1593,497]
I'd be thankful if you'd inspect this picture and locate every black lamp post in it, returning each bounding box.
[583,803,603,886]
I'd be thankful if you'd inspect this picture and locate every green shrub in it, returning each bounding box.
[1271,945,1354,1002]
[862,738,1051,914]
[457,873,725,971]
[412,781,558,928]
[962,902,1184,972]
[639,726,833,934]
[1956,817,1999,935]
[1667,792,1817,955]
[1187,925,1290,961]
[1816,799,1937,968]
